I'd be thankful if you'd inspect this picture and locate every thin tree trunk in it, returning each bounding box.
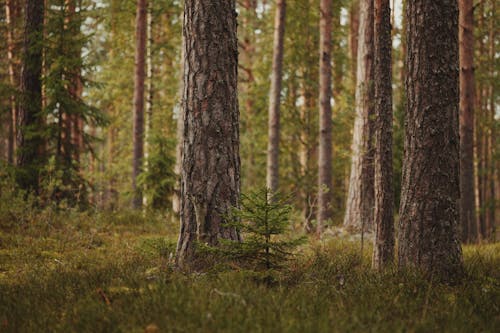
[266,0,286,194]
[317,0,333,232]
[459,0,477,244]
[372,0,394,270]
[344,0,375,232]
[17,0,45,191]
[143,1,153,208]
[176,0,241,268]
[132,0,147,209]
[5,0,17,164]
[398,0,463,281]
[349,0,360,84]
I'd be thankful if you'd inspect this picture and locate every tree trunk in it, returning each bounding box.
[176,0,241,268]
[132,0,147,209]
[266,0,286,194]
[17,0,45,191]
[317,0,333,232]
[398,0,463,280]
[344,0,375,232]
[349,0,360,84]
[143,1,153,208]
[459,0,477,243]
[372,0,394,270]
[5,0,18,165]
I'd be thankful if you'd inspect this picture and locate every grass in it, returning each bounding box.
[0,209,499,332]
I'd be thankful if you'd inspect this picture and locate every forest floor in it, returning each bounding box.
[0,209,499,332]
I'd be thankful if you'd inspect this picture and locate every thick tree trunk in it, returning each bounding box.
[398,0,463,280]
[344,0,375,232]
[266,0,286,194]
[17,0,45,191]
[372,0,394,270]
[317,0,333,232]
[176,0,241,268]
[459,0,477,244]
[349,0,360,84]
[132,0,147,209]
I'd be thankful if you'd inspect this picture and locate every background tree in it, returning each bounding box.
[266,0,286,194]
[176,0,241,267]
[372,0,394,270]
[317,0,333,232]
[398,0,463,280]
[344,0,375,232]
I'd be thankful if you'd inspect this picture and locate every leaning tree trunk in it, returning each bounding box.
[317,0,333,232]
[266,0,286,194]
[17,0,45,191]
[132,0,147,209]
[344,0,375,232]
[398,0,463,281]
[459,0,477,244]
[372,0,394,270]
[176,0,241,268]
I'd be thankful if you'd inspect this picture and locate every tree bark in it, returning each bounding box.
[17,0,45,191]
[344,0,375,232]
[372,0,394,270]
[176,0,241,268]
[5,0,18,165]
[349,0,360,84]
[132,0,147,209]
[266,0,286,194]
[317,0,333,232]
[398,0,463,280]
[459,0,477,243]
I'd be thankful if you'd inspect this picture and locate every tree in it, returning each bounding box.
[317,0,333,232]
[16,0,45,191]
[266,0,286,194]
[398,0,463,280]
[132,0,147,209]
[176,0,241,268]
[344,0,375,232]
[372,0,394,270]
[459,0,477,243]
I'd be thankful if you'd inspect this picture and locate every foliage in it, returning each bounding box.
[209,188,306,271]
[137,135,176,210]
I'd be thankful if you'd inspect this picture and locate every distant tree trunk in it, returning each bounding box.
[349,0,360,84]
[344,0,375,232]
[317,0,333,232]
[372,0,394,270]
[17,0,45,191]
[176,0,241,268]
[5,0,18,165]
[398,0,463,280]
[459,0,477,243]
[132,0,147,209]
[486,0,495,239]
[143,1,153,208]
[266,0,286,194]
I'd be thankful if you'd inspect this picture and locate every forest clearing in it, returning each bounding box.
[0,0,499,331]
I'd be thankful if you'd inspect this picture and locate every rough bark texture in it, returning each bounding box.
[344,0,375,232]
[459,0,476,244]
[317,0,333,232]
[372,0,394,270]
[176,0,241,268]
[266,0,286,194]
[17,0,45,190]
[398,0,463,280]
[132,0,147,209]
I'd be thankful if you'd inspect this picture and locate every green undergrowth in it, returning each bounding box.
[0,210,499,332]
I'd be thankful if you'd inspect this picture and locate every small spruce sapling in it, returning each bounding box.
[215,188,305,270]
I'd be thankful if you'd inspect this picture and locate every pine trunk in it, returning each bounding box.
[372,0,394,270]
[176,0,241,268]
[17,0,45,190]
[317,0,333,232]
[344,0,375,232]
[132,0,147,209]
[398,0,463,280]
[459,0,476,243]
[266,0,286,194]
